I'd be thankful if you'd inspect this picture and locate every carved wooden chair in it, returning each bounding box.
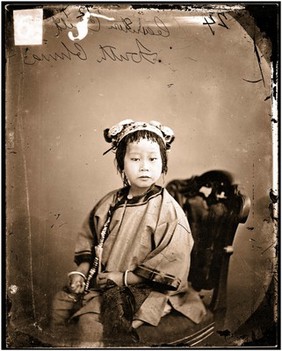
[136,170,251,346]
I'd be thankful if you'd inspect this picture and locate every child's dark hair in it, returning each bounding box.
[115,130,168,174]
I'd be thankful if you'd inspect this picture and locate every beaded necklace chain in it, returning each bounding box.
[84,189,128,292]
[84,206,114,292]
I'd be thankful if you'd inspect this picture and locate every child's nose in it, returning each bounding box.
[140,160,149,171]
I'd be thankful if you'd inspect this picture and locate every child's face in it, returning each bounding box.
[124,138,163,195]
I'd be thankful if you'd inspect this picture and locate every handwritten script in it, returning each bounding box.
[23,41,87,65]
[22,8,170,65]
[203,13,229,35]
[52,6,170,41]
[105,16,169,37]
[97,38,158,64]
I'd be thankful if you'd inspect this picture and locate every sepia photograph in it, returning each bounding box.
[4,2,279,348]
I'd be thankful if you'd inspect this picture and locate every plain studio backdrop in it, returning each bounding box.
[6,4,276,344]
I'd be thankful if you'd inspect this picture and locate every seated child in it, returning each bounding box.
[51,120,206,347]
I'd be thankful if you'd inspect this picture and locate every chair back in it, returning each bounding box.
[166,170,250,315]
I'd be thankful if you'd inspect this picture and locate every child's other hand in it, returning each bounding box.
[97,272,123,288]
[69,274,85,294]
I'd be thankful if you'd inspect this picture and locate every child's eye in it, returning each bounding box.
[131,158,140,161]
[150,157,158,161]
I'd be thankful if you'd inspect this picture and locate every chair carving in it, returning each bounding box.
[137,170,251,346]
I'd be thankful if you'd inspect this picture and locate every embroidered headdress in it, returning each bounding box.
[103,119,175,155]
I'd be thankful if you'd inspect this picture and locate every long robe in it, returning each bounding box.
[73,185,206,326]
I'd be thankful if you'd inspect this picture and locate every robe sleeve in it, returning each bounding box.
[74,208,97,265]
[134,191,194,291]
[74,190,117,265]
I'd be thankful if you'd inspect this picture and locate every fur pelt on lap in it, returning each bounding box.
[100,280,151,346]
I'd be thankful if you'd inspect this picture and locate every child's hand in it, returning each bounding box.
[97,272,123,288]
[69,274,86,294]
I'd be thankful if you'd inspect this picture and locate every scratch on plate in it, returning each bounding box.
[16,51,36,321]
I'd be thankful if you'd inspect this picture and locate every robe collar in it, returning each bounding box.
[114,184,163,208]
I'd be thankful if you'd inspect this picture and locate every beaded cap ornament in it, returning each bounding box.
[103,119,175,155]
